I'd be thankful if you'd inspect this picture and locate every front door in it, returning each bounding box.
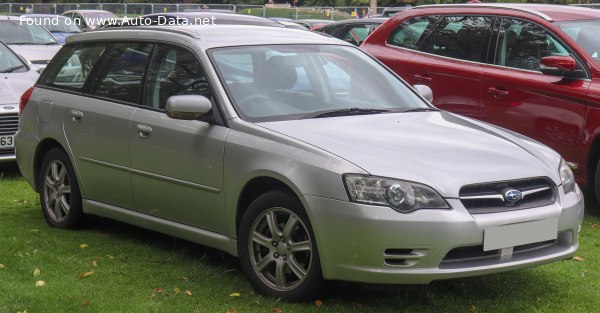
[482,18,589,169]
[130,45,228,233]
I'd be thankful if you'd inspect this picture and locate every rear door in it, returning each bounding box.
[405,15,494,118]
[481,18,589,167]
[60,42,152,208]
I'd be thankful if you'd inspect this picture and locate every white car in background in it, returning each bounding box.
[0,41,39,162]
[0,15,61,70]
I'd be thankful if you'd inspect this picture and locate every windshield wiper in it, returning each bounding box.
[0,65,25,73]
[305,107,389,119]
[401,107,439,113]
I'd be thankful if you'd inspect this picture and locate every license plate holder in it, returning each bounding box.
[0,135,14,149]
[484,218,558,251]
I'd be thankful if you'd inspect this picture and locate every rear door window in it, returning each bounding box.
[420,16,492,62]
[89,43,153,103]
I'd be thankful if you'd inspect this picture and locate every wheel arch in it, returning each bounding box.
[235,176,299,235]
[588,133,600,190]
[33,138,69,192]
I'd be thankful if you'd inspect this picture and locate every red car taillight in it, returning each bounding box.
[19,86,34,114]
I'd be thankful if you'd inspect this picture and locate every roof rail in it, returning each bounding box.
[413,4,553,22]
[94,26,201,39]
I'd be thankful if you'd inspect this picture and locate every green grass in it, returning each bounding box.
[1,165,599,312]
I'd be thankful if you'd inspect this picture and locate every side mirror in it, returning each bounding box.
[540,56,576,76]
[413,84,433,102]
[165,95,212,120]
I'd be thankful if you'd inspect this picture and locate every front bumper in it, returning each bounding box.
[303,185,584,284]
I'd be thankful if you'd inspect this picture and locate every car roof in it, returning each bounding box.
[68,25,352,49]
[326,17,388,25]
[414,4,600,22]
[63,10,116,15]
[0,15,23,20]
[136,12,284,27]
[21,14,69,19]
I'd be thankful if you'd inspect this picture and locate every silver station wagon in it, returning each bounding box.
[16,25,584,301]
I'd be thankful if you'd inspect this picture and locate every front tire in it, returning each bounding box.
[238,190,324,301]
[38,148,85,228]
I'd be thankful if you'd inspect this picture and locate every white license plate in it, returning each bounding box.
[0,135,14,149]
[484,218,558,251]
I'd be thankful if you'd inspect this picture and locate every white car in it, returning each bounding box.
[0,41,39,162]
[0,15,61,70]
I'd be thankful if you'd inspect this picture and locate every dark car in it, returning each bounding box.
[362,4,600,201]
[120,12,284,28]
[319,18,387,46]
[381,6,412,18]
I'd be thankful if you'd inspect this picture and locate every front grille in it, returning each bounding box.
[442,240,556,264]
[0,113,19,136]
[459,177,556,214]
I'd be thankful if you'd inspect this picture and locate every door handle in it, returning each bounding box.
[70,110,83,123]
[136,124,152,139]
[488,87,509,99]
[413,74,432,83]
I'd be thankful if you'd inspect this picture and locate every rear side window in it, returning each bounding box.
[89,43,153,103]
[420,16,492,62]
[40,44,107,90]
[387,16,437,50]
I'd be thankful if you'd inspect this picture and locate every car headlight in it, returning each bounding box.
[343,175,449,213]
[559,159,575,194]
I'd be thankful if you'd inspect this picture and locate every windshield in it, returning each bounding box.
[210,45,428,122]
[0,20,57,45]
[42,17,82,33]
[557,20,600,65]
[0,42,26,72]
[83,13,118,26]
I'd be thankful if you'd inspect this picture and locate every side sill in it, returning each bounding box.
[83,199,238,257]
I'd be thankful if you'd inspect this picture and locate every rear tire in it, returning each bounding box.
[38,148,86,228]
[238,190,324,301]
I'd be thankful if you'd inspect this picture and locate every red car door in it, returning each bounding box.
[405,15,494,118]
[481,18,589,171]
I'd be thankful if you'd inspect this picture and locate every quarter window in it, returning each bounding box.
[388,16,436,50]
[144,45,210,109]
[420,16,492,62]
[495,19,569,71]
[90,43,153,103]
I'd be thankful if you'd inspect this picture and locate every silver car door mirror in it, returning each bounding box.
[413,84,433,102]
[165,95,212,120]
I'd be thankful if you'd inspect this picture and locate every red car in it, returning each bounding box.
[362,4,600,201]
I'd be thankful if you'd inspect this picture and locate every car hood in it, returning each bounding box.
[0,70,39,105]
[8,44,61,64]
[258,112,561,197]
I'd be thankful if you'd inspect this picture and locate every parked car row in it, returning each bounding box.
[12,3,586,301]
[362,3,600,203]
